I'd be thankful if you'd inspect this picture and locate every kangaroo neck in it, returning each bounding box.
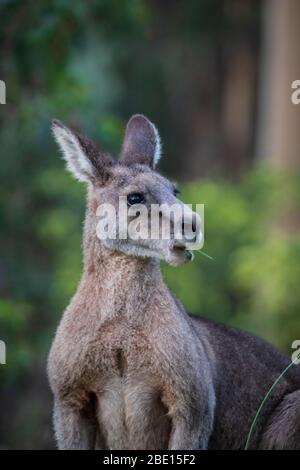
[81,234,167,320]
[78,199,172,321]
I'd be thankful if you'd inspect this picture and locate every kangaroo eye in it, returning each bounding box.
[174,187,181,197]
[127,193,144,206]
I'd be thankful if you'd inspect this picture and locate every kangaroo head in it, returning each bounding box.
[52,114,201,266]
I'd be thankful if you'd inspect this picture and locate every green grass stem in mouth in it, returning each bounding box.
[197,250,214,260]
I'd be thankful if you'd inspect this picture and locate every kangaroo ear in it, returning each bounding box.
[51,119,114,183]
[119,114,161,169]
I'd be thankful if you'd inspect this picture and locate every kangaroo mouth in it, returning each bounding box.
[172,242,193,261]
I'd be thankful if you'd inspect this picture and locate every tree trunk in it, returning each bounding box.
[257,0,300,170]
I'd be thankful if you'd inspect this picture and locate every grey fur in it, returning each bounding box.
[48,115,300,450]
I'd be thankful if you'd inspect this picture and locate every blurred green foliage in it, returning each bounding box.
[164,169,300,351]
[0,0,298,450]
[2,166,299,388]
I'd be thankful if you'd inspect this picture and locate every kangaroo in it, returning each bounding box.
[48,114,300,450]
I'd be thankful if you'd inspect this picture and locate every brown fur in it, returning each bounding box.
[48,115,300,449]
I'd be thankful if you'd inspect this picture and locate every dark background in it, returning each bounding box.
[0,0,300,449]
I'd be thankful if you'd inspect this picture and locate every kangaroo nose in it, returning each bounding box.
[182,222,193,237]
[181,215,198,241]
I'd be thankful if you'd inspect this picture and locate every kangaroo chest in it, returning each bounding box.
[95,318,150,372]
[92,318,171,449]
